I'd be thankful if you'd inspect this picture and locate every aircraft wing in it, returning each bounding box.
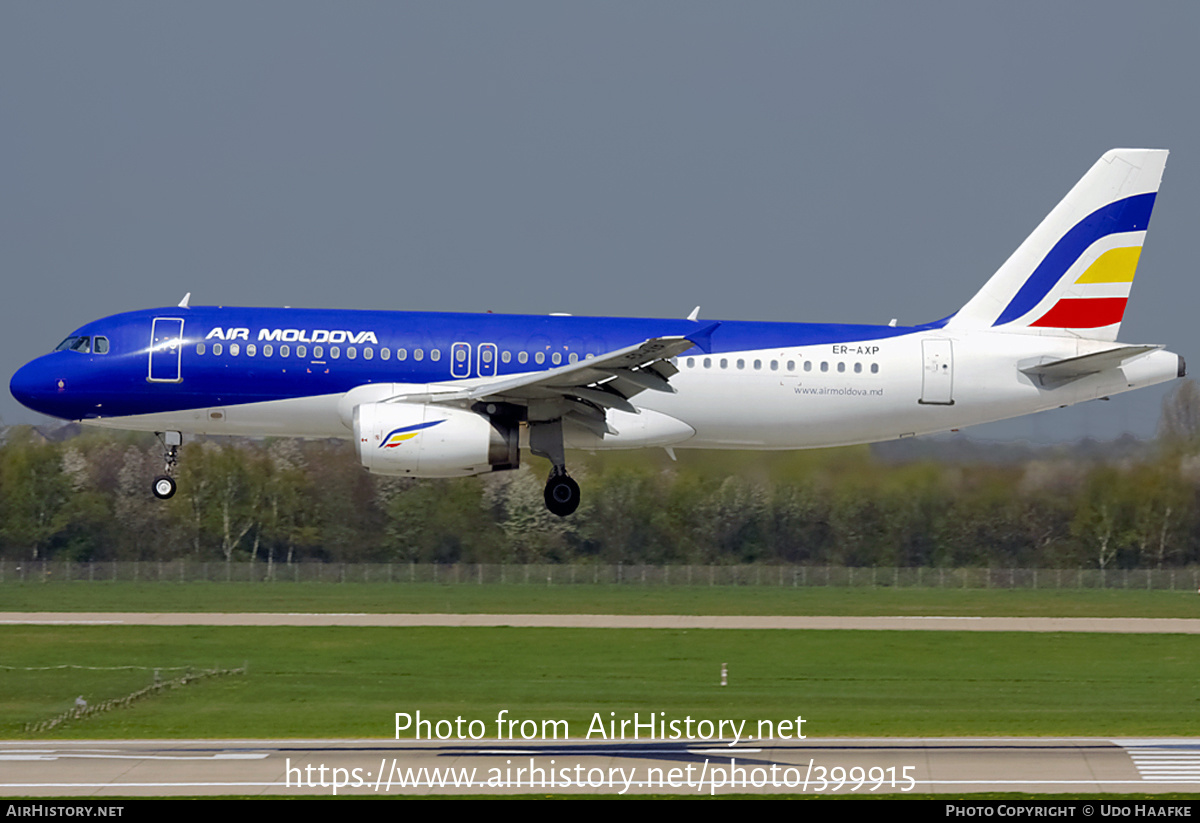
[378,326,716,435]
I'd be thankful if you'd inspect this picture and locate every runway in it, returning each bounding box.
[3,612,1200,632]
[6,614,1198,796]
[3,737,1199,796]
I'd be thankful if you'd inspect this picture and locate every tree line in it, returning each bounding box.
[4,382,1200,569]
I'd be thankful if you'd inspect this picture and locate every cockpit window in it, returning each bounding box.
[54,335,109,354]
[55,336,91,353]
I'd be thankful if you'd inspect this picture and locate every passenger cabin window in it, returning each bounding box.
[348,347,357,360]
[230,343,240,356]
[280,344,290,357]
[196,343,206,355]
[213,343,223,356]
[430,348,439,362]
[364,347,373,360]
[264,344,274,357]
[519,352,528,364]
[380,348,390,360]
[297,345,307,358]
[247,344,256,357]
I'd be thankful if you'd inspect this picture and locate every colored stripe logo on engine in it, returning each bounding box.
[381,420,443,448]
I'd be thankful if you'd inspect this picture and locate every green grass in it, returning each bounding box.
[4,626,1198,740]
[2,581,1198,617]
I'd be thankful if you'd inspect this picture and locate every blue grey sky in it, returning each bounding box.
[3,2,1197,443]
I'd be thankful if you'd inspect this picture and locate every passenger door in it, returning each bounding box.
[148,318,184,383]
[919,339,954,405]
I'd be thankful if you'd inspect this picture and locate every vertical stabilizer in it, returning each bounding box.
[947,149,1167,341]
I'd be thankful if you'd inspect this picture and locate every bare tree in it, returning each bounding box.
[1159,380,1200,445]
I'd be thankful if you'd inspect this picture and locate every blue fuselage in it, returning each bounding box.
[11,306,915,422]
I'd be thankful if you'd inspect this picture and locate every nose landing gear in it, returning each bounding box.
[152,475,176,499]
[152,431,182,500]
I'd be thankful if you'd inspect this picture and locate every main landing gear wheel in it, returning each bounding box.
[152,475,177,500]
[544,474,580,517]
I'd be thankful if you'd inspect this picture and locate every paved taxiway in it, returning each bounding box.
[3,738,1199,796]
[3,612,1200,632]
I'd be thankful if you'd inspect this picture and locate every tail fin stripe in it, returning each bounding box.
[1028,297,1128,329]
[993,192,1155,326]
[1074,246,1141,284]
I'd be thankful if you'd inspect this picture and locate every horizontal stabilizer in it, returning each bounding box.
[1020,345,1161,384]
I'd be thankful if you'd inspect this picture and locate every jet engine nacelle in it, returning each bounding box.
[353,402,519,478]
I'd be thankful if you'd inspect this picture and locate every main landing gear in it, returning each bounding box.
[544,469,580,517]
[529,417,581,517]
[152,431,182,500]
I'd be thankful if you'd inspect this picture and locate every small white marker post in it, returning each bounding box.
[720,663,727,686]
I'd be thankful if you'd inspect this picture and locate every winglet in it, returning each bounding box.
[685,322,721,354]
[687,306,700,322]
[178,292,192,308]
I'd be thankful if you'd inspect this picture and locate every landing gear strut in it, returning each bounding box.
[529,416,580,517]
[152,431,182,500]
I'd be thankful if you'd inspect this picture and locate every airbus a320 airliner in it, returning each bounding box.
[10,149,1184,515]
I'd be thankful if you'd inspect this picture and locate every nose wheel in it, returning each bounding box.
[152,475,177,499]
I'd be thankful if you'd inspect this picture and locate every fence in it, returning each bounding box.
[1,560,1198,590]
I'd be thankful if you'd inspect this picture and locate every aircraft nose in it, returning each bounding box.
[10,357,60,415]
